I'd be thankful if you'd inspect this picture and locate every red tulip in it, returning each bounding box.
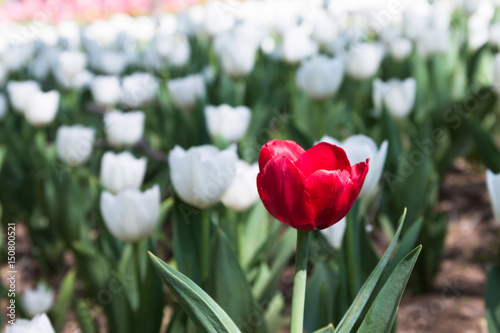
[257,139,369,231]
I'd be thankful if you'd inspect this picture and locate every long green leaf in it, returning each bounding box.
[148,252,241,333]
[314,324,335,332]
[334,209,407,333]
[486,264,500,333]
[357,246,422,333]
[52,269,77,332]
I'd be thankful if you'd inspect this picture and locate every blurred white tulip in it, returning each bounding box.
[100,151,147,193]
[490,23,500,48]
[104,110,145,147]
[55,69,93,90]
[90,75,122,106]
[121,72,159,108]
[57,20,81,49]
[84,20,119,48]
[98,50,128,75]
[204,104,251,143]
[203,2,235,37]
[56,125,95,167]
[30,47,58,81]
[25,90,60,127]
[388,37,413,61]
[281,26,318,64]
[7,81,41,114]
[167,74,206,111]
[214,32,258,78]
[168,144,238,208]
[487,169,500,223]
[346,43,385,81]
[22,283,54,318]
[416,28,450,57]
[57,51,87,79]
[100,185,160,242]
[221,161,259,211]
[311,10,339,46]
[296,55,345,100]
[468,16,489,51]
[128,16,156,43]
[156,34,191,68]
[320,134,388,198]
[456,0,479,14]
[320,218,346,249]
[373,78,416,119]
[0,93,7,120]
[2,43,35,72]
[5,313,55,333]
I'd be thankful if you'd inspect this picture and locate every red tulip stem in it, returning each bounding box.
[290,230,310,333]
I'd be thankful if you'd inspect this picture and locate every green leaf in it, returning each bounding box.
[264,292,284,333]
[314,324,335,332]
[207,229,262,332]
[148,252,241,333]
[357,246,422,333]
[467,120,500,173]
[75,300,98,333]
[239,203,269,270]
[486,264,500,333]
[52,269,77,332]
[334,209,407,333]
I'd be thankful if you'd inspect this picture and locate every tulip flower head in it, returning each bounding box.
[100,151,147,193]
[296,55,345,100]
[22,282,55,318]
[7,81,41,114]
[56,125,95,167]
[221,160,259,211]
[5,313,55,333]
[257,140,368,231]
[204,104,251,143]
[104,110,145,147]
[24,90,60,127]
[373,78,416,119]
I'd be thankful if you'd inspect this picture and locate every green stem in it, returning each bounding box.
[200,209,211,282]
[290,230,310,333]
[344,212,362,301]
[132,242,142,297]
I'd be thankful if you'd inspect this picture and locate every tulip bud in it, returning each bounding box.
[5,313,55,333]
[346,43,385,81]
[257,140,368,231]
[104,110,145,147]
[22,282,55,318]
[56,125,95,167]
[320,135,388,198]
[221,161,259,211]
[7,81,41,114]
[296,55,345,100]
[281,26,318,64]
[100,151,147,193]
[100,185,160,242]
[214,32,258,78]
[156,34,191,68]
[311,11,339,46]
[204,104,251,143]
[24,90,60,127]
[388,37,413,61]
[168,144,238,208]
[90,75,122,106]
[487,169,500,223]
[167,74,206,111]
[121,72,159,108]
[0,93,7,120]
[320,217,346,249]
[373,78,416,119]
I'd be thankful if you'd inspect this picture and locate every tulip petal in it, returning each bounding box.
[258,139,305,170]
[295,142,351,179]
[257,156,316,230]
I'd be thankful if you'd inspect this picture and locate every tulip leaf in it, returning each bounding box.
[357,246,422,333]
[466,120,500,173]
[148,252,242,333]
[208,228,264,332]
[334,209,406,333]
[239,203,269,270]
[486,264,500,333]
[264,292,284,333]
[75,300,98,333]
[314,324,335,332]
[52,269,77,332]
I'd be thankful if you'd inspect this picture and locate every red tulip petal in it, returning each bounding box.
[257,156,316,230]
[295,142,351,179]
[258,139,305,171]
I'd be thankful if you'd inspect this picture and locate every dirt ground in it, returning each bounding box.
[397,159,499,333]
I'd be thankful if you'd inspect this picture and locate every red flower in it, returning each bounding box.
[257,139,369,231]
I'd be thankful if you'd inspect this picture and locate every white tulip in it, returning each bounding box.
[311,11,339,46]
[0,93,7,120]
[321,218,346,249]
[487,170,500,223]
[84,20,119,48]
[281,26,318,64]
[121,72,159,108]
[468,16,489,51]
[490,23,500,49]
[204,104,251,143]
[57,51,87,79]
[2,43,35,72]
[100,151,147,193]
[7,81,41,114]
[320,134,388,198]
[104,110,145,147]
[494,54,500,95]
[373,78,416,119]
[402,9,429,40]
[90,75,122,106]
[456,0,479,14]
[214,32,257,78]
[167,74,206,111]
[202,2,235,37]
[168,144,238,208]
[346,43,385,81]
[98,50,128,75]
[24,90,59,127]
[100,185,160,242]
[54,69,93,90]
[221,161,259,211]
[5,313,55,333]
[57,20,81,49]
[30,47,58,81]
[296,55,345,100]
[128,16,156,43]
[56,125,95,167]
[22,283,55,317]
[156,34,191,68]
[416,28,450,57]
[388,37,413,61]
